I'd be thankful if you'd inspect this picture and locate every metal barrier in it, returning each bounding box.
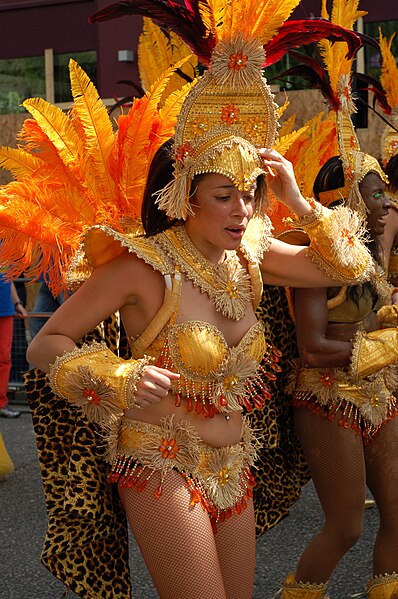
[9,313,53,390]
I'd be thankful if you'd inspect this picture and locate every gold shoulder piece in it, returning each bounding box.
[67,225,171,289]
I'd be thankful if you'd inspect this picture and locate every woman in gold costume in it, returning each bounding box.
[27,138,373,599]
[281,155,398,599]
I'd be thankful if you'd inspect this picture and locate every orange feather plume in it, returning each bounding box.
[0,58,193,294]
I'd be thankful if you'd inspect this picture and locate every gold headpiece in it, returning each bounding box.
[318,0,388,218]
[153,0,294,220]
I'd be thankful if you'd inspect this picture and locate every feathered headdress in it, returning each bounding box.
[91,0,366,220]
[275,0,387,217]
[355,30,398,200]
[0,58,194,293]
[378,32,398,167]
[316,0,388,216]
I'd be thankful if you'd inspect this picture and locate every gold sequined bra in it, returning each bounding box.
[129,270,281,418]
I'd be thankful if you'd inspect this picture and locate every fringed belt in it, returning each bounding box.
[108,415,259,529]
[289,366,398,443]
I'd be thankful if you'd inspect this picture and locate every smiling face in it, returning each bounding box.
[184,173,256,262]
[359,172,390,238]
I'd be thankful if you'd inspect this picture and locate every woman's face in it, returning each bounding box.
[185,173,256,261]
[359,172,390,238]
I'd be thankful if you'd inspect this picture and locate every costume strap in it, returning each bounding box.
[130,272,182,357]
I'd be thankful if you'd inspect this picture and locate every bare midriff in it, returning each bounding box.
[124,392,244,448]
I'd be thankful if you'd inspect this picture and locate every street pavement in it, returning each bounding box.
[0,395,379,599]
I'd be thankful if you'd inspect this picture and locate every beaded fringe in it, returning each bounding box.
[291,391,398,445]
[109,455,256,532]
[156,342,282,416]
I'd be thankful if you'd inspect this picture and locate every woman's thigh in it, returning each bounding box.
[119,469,228,599]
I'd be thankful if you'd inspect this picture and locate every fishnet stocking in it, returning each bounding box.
[292,407,398,584]
[365,416,398,575]
[119,469,256,599]
[293,407,366,584]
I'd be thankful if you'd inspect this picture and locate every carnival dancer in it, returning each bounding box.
[276,2,398,597]
[0,1,374,597]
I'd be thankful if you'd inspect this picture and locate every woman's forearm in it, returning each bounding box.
[27,333,77,373]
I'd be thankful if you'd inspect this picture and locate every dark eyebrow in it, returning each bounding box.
[211,184,235,190]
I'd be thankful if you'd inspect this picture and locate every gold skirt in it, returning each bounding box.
[108,415,258,526]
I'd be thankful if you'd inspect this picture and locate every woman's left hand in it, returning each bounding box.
[259,148,307,215]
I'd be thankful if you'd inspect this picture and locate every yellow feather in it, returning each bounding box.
[119,60,190,204]
[138,19,197,99]
[278,113,296,139]
[380,31,398,109]
[22,97,84,168]
[287,113,338,197]
[159,79,197,123]
[318,0,367,93]
[275,124,309,157]
[69,59,116,203]
[0,146,41,180]
[198,0,226,41]
[219,0,300,45]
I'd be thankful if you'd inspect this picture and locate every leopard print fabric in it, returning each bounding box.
[251,285,310,537]
[24,314,132,599]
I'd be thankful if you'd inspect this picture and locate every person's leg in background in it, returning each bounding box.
[0,315,20,417]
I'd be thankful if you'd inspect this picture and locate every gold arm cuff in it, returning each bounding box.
[292,199,373,284]
[49,342,152,425]
[349,328,398,379]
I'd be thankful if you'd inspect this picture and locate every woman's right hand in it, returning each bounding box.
[133,365,180,409]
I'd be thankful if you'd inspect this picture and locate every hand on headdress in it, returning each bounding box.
[259,148,302,210]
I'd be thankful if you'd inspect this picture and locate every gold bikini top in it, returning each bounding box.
[72,219,280,416]
[129,271,281,417]
[328,285,384,324]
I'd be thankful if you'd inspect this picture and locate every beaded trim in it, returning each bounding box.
[366,572,398,592]
[155,321,281,415]
[289,365,398,442]
[49,342,151,425]
[290,197,323,227]
[157,225,253,320]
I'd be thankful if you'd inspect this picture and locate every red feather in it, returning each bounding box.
[355,73,392,115]
[265,20,361,67]
[276,49,340,111]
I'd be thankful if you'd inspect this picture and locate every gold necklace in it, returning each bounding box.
[157,225,252,320]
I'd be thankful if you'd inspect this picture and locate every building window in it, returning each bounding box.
[53,51,97,103]
[0,56,45,114]
[0,51,97,114]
